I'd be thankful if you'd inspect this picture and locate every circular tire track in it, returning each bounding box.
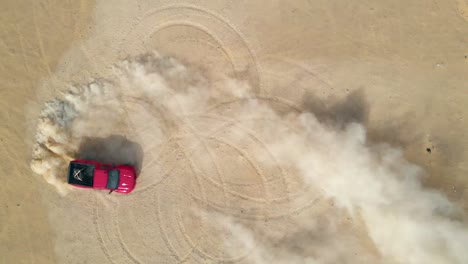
[94,92,324,262]
[93,5,322,263]
[120,4,262,93]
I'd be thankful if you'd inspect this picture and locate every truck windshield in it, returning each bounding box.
[106,169,120,190]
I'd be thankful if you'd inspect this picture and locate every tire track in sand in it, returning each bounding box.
[120,4,262,93]
[92,4,321,262]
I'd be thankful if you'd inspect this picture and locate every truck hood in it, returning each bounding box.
[117,167,136,193]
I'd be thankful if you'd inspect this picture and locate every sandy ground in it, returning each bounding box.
[1,0,468,263]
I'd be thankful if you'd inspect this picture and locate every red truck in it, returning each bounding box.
[67,159,137,194]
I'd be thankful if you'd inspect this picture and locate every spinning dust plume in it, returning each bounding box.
[31,53,468,263]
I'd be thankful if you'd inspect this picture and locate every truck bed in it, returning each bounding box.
[67,162,95,187]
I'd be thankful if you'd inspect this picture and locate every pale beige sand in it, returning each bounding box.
[2,0,468,263]
[0,1,94,263]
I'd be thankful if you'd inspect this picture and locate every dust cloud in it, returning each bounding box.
[216,112,468,264]
[31,53,468,263]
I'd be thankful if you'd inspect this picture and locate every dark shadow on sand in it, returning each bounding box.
[76,135,144,175]
[302,89,369,129]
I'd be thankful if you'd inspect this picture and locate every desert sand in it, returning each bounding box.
[1,0,468,263]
